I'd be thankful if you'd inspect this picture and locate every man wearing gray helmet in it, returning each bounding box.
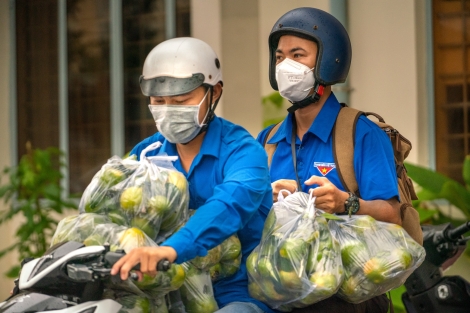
[112,37,275,313]
[257,7,401,313]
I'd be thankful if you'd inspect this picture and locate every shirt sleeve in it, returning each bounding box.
[353,116,399,201]
[162,139,272,263]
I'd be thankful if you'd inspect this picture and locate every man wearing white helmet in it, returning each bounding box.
[111,37,275,313]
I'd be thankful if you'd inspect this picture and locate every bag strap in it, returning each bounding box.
[291,116,302,190]
[263,121,283,168]
[332,106,363,195]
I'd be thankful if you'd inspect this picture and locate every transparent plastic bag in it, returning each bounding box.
[190,244,222,271]
[166,290,186,313]
[78,223,156,253]
[328,214,426,303]
[247,191,343,311]
[82,223,180,298]
[102,289,168,313]
[209,235,242,282]
[184,210,242,278]
[135,263,186,294]
[79,142,190,243]
[179,262,219,313]
[51,213,111,246]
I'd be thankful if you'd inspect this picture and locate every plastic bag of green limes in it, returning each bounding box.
[247,191,343,311]
[328,214,425,304]
[180,210,242,282]
[79,142,190,244]
[179,262,219,313]
[188,233,242,282]
[102,289,168,313]
[208,235,242,282]
[50,213,112,246]
[78,222,186,303]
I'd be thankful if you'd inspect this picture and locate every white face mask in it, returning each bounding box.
[275,58,315,102]
[148,90,210,144]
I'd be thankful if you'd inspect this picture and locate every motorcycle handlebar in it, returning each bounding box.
[104,251,171,272]
[446,221,470,241]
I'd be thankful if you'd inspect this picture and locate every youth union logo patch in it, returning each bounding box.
[314,162,336,176]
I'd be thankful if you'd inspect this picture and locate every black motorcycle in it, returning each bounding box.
[0,241,170,313]
[403,221,470,313]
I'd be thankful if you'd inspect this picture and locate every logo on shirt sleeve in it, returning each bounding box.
[314,162,336,176]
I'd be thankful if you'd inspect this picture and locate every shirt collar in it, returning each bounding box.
[267,92,341,145]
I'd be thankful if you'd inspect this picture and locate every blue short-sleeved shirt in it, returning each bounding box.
[257,93,399,201]
[130,116,275,313]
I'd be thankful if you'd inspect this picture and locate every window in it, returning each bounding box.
[433,0,470,183]
[15,0,191,195]
[16,0,60,158]
[67,0,111,193]
[123,0,167,153]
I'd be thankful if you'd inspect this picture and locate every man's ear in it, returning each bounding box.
[212,82,223,102]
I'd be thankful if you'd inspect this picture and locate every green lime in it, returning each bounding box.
[120,186,143,212]
[100,168,125,186]
[167,171,188,193]
[148,195,171,216]
[130,216,157,240]
[341,240,368,267]
[363,257,388,284]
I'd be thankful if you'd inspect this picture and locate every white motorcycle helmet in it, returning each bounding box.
[140,37,223,97]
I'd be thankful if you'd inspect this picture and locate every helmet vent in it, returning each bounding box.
[209,75,212,79]
[278,23,283,28]
[313,25,318,30]
[215,58,220,69]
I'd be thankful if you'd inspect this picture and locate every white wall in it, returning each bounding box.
[190,0,224,117]
[348,0,419,163]
[0,0,17,299]
[220,0,262,136]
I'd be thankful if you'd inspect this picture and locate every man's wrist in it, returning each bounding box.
[344,192,360,217]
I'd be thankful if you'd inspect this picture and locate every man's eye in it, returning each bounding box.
[174,99,188,104]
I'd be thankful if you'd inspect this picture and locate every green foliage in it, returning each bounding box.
[405,161,470,220]
[262,91,286,128]
[388,285,406,313]
[262,92,284,109]
[0,143,77,278]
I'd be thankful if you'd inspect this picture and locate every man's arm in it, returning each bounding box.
[306,175,402,225]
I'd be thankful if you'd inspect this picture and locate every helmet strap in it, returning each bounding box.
[287,83,325,113]
[182,85,220,145]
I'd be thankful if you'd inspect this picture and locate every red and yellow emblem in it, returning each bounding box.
[314,162,336,176]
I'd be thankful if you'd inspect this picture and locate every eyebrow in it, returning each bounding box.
[275,47,306,54]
